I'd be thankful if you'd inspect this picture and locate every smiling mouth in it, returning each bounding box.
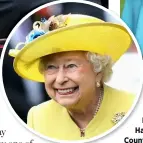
[56,86,79,95]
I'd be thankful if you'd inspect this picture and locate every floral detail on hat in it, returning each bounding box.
[48,14,69,31]
[26,30,45,43]
[8,14,70,57]
[26,14,70,43]
[111,112,126,124]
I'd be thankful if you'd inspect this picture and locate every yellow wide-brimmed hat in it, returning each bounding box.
[9,14,132,82]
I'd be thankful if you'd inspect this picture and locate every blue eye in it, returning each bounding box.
[46,65,57,70]
[67,64,77,68]
[45,65,58,74]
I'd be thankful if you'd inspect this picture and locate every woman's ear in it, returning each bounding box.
[95,72,103,87]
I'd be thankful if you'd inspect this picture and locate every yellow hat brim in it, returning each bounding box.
[13,23,132,82]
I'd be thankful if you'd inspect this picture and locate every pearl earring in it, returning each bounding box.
[96,81,100,87]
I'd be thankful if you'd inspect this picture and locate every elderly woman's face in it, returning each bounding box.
[43,51,98,107]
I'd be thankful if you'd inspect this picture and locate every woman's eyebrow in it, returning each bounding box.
[46,62,57,65]
[64,57,81,62]
[65,59,74,62]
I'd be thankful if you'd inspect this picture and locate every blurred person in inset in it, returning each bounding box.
[8,13,135,140]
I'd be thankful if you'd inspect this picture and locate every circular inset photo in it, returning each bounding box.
[1,1,143,142]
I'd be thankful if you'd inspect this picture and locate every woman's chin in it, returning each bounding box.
[56,97,79,108]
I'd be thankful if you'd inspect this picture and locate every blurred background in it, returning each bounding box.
[1,0,109,123]
[121,0,143,55]
[1,1,142,124]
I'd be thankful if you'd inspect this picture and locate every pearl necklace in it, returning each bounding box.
[80,88,104,137]
[93,88,104,116]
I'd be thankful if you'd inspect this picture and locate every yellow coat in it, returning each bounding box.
[27,85,135,141]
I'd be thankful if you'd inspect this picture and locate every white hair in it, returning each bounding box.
[87,52,113,82]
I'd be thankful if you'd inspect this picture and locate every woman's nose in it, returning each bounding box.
[55,68,68,85]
